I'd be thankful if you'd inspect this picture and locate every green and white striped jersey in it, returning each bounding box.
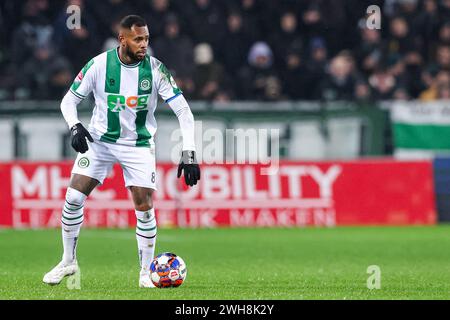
[69,48,182,147]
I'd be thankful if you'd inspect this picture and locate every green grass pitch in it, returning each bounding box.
[1,226,450,299]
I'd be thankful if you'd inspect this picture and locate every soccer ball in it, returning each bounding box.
[150,252,187,288]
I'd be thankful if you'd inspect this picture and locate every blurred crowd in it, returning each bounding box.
[0,0,450,102]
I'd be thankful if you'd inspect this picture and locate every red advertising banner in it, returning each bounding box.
[0,160,436,228]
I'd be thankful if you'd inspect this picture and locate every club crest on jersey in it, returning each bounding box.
[78,157,90,168]
[140,79,151,91]
[107,94,149,112]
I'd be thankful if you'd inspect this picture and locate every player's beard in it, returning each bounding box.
[126,46,145,63]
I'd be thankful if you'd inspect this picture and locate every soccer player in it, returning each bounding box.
[43,15,200,288]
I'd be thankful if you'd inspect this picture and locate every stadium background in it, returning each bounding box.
[1,0,450,300]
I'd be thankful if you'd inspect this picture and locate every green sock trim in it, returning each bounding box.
[62,214,84,221]
[136,225,157,232]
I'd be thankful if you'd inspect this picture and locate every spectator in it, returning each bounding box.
[436,43,450,72]
[141,0,173,41]
[184,0,226,49]
[192,43,232,101]
[386,16,420,64]
[234,0,262,40]
[420,70,450,100]
[263,75,285,101]
[440,0,450,24]
[368,66,398,100]
[399,50,426,98]
[1,0,450,101]
[53,0,100,71]
[306,37,328,100]
[317,51,358,101]
[280,45,313,100]
[354,80,372,102]
[439,23,450,47]
[299,3,326,50]
[415,0,440,60]
[88,0,134,41]
[269,11,302,69]
[102,17,121,51]
[152,14,194,78]
[11,0,53,66]
[355,28,384,76]
[237,41,281,100]
[426,44,450,75]
[19,43,72,100]
[393,87,410,100]
[397,0,420,26]
[152,14,194,97]
[217,11,252,74]
[319,0,349,55]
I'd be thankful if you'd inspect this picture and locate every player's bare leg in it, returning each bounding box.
[43,174,99,285]
[130,186,157,288]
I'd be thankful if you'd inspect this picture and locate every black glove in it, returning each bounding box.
[70,123,93,154]
[177,150,201,187]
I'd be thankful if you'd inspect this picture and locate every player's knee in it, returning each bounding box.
[62,187,86,233]
[134,199,153,212]
[65,187,87,210]
[134,203,152,212]
[130,187,154,212]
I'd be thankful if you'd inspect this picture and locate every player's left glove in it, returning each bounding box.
[177,150,200,187]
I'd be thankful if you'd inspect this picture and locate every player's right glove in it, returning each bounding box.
[177,150,201,187]
[70,123,93,154]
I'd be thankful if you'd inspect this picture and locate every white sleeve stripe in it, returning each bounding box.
[69,89,85,99]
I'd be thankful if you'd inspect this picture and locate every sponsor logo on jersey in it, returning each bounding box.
[78,157,90,168]
[76,70,84,81]
[107,94,149,112]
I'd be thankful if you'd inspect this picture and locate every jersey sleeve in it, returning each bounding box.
[69,58,96,99]
[155,61,183,103]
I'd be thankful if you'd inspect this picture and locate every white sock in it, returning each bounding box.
[61,187,86,264]
[135,208,157,272]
